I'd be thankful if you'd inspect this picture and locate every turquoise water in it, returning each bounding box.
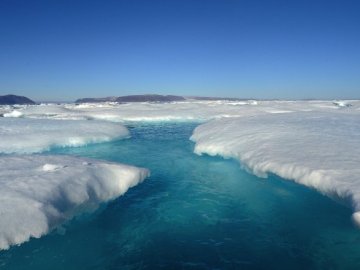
[1,122,360,269]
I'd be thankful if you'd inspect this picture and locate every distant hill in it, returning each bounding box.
[116,95,185,102]
[75,97,118,103]
[188,96,246,101]
[76,94,186,103]
[0,95,36,105]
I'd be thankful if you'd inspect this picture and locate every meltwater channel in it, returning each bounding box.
[1,122,360,269]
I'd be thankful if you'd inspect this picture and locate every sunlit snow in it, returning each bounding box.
[0,155,149,250]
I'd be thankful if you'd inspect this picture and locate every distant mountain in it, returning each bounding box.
[76,94,186,103]
[0,95,36,105]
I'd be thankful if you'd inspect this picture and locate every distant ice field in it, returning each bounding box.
[2,99,359,122]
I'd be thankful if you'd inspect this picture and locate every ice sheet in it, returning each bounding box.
[0,118,129,153]
[0,155,149,250]
[191,111,360,224]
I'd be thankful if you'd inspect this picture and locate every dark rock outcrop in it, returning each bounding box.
[0,95,36,105]
[75,97,118,103]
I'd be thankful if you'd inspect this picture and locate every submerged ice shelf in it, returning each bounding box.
[0,155,149,250]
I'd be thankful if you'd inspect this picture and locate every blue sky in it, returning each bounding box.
[0,0,359,101]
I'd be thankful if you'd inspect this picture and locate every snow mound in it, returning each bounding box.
[0,155,149,250]
[0,118,129,153]
[191,112,360,225]
[3,110,23,118]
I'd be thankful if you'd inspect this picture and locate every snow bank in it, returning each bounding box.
[0,155,149,250]
[191,112,360,225]
[0,118,129,153]
[3,110,23,118]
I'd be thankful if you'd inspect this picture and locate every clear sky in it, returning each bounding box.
[0,0,359,101]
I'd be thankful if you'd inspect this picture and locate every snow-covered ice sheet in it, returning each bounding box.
[2,100,359,122]
[0,118,129,153]
[191,111,360,224]
[0,155,149,250]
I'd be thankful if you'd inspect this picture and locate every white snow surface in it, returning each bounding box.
[2,100,360,122]
[0,155,149,250]
[191,111,360,225]
[0,118,129,153]
[3,110,23,118]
